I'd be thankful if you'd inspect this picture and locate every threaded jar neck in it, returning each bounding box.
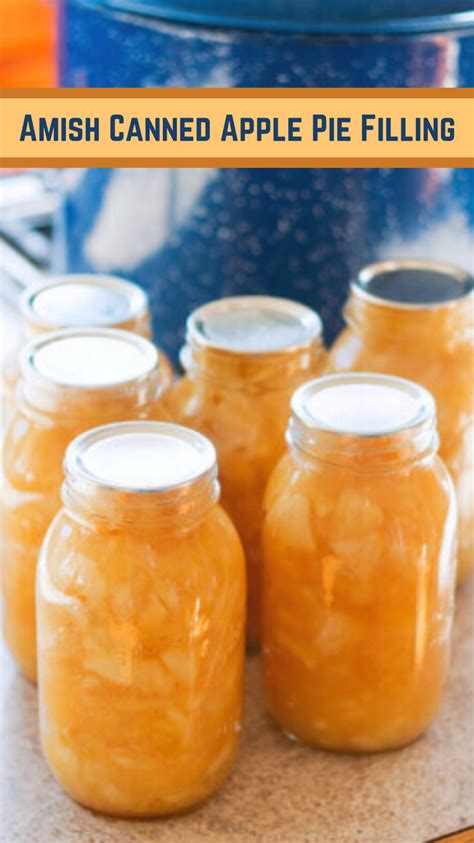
[62,421,220,531]
[345,259,473,349]
[288,373,438,473]
[19,328,163,420]
[182,295,325,388]
[21,274,151,339]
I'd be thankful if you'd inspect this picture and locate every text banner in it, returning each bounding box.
[1,88,473,167]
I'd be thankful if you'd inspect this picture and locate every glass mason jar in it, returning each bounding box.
[37,421,245,817]
[326,260,473,583]
[1,273,173,423]
[262,373,457,753]
[165,296,325,647]
[1,327,167,682]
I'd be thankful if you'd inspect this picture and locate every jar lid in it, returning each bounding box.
[22,274,148,330]
[187,296,322,355]
[354,260,473,310]
[65,421,217,492]
[291,373,435,438]
[22,328,158,390]
[86,0,474,35]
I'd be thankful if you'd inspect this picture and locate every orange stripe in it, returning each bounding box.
[1,87,474,99]
[2,158,473,168]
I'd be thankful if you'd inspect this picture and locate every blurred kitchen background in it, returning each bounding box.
[1,0,473,366]
[0,172,58,417]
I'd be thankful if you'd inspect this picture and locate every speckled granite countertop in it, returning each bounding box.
[1,580,473,843]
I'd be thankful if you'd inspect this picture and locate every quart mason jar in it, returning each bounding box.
[262,374,457,753]
[327,260,473,583]
[1,327,167,682]
[165,296,325,647]
[37,421,245,817]
[1,273,173,423]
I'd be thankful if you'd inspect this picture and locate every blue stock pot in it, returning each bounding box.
[59,0,474,360]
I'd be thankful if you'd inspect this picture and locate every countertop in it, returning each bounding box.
[1,581,473,843]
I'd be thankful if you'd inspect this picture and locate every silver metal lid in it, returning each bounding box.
[65,421,217,494]
[353,260,473,309]
[291,373,435,438]
[22,274,149,328]
[21,328,158,391]
[187,296,322,354]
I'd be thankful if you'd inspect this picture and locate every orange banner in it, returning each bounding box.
[1,88,473,167]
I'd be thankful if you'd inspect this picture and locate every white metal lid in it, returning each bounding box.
[22,274,148,328]
[354,260,473,309]
[22,328,158,389]
[187,296,322,354]
[65,421,217,493]
[291,373,435,437]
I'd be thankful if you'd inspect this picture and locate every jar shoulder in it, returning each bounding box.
[262,453,457,610]
[3,407,72,491]
[327,326,472,384]
[40,503,246,604]
[264,452,456,534]
[165,374,290,456]
[1,348,20,389]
